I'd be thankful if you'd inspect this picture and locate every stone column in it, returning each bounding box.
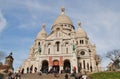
[60,66,63,73]
[49,66,52,71]
[71,65,73,73]
[72,53,78,73]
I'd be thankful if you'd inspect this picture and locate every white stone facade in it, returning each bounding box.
[19,7,101,73]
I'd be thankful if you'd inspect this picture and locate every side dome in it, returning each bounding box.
[36,24,47,39]
[76,22,87,38]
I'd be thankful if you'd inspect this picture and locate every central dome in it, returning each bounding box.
[53,14,73,25]
[53,7,73,25]
[51,7,75,33]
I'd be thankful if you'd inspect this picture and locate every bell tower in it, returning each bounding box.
[5,52,14,70]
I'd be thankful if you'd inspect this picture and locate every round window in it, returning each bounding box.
[80,51,85,55]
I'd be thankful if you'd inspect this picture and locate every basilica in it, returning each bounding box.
[18,7,101,73]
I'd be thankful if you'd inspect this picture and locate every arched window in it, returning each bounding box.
[65,42,68,46]
[87,63,89,70]
[56,28,60,31]
[76,41,78,45]
[78,62,82,72]
[66,48,68,54]
[56,42,60,51]
[83,60,85,69]
[80,40,84,44]
[82,40,84,44]
[38,42,40,46]
[48,48,50,54]
[79,63,82,69]
[80,40,81,44]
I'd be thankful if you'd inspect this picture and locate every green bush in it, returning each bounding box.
[89,72,120,79]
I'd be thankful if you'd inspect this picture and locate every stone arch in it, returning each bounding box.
[41,60,48,73]
[63,59,71,73]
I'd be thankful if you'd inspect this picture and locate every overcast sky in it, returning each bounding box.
[0,0,120,71]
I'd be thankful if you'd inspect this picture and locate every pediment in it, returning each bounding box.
[46,31,71,40]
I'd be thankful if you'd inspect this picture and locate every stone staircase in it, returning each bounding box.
[21,73,75,79]
[4,73,75,79]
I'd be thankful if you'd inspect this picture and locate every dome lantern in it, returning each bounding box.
[61,6,65,15]
[78,21,81,28]
[42,23,46,30]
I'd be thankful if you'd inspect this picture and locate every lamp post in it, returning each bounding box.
[89,49,92,72]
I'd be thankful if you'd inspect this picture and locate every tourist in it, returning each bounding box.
[75,73,82,79]
[34,67,37,73]
[30,65,33,73]
[11,73,15,79]
[73,66,76,73]
[82,74,88,79]
[21,68,24,74]
[17,70,21,79]
[8,71,12,79]
[14,72,18,79]
[65,73,68,79]
[38,69,42,76]
[27,67,29,73]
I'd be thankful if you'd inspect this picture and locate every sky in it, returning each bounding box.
[0,0,120,71]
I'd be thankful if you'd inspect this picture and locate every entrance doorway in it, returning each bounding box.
[63,59,71,73]
[41,60,48,73]
[53,60,59,73]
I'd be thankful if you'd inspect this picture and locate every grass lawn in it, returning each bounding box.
[89,71,120,79]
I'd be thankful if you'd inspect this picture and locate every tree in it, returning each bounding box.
[0,51,6,61]
[106,49,120,70]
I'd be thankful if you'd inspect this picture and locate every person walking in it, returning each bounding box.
[27,67,29,73]
[18,70,21,79]
[82,74,88,79]
[8,71,12,79]
[30,65,33,73]
[11,73,15,79]
[65,73,68,79]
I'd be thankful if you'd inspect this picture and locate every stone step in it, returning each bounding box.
[4,73,75,79]
[21,73,75,79]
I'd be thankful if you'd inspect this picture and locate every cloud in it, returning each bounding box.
[0,0,120,70]
[69,6,120,68]
[0,11,7,33]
